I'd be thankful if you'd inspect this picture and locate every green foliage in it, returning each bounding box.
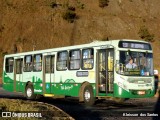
[99,0,109,8]
[138,26,155,42]
[76,1,85,9]
[50,1,57,8]
[62,6,77,23]
[50,0,63,8]
[68,6,75,11]
[62,0,69,8]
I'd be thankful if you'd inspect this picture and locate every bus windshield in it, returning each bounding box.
[116,51,154,76]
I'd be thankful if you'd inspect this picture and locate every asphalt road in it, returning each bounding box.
[0,87,160,120]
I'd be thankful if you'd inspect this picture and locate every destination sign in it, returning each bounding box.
[76,71,89,77]
[118,41,152,50]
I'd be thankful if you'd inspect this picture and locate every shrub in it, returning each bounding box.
[0,48,8,57]
[138,26,155,42]
[62,11,76,23]
[68,6,75,11]
[2,51,8,57]
[16,37,22,43]
[77,1,85,9]
[101,37,109,41]
[50,1,57,8]
[99,0,109,8]
[62,6,77,23]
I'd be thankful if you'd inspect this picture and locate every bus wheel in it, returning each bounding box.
[25,84,36,100]
[83,85,95,106]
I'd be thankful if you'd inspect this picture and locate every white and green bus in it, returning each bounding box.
[2,39,155,105]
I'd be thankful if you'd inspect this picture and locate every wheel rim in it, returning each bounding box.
[84,90,91,101]
[27,88,32,97]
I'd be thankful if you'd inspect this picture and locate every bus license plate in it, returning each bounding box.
[138,91,145,95]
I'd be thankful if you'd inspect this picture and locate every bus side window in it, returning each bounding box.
[5,58,14,73]
[82,48,94,69]
[69,50,81,70]
[33,54,42,72]
[57,51,68,71]
[24,55,32,72]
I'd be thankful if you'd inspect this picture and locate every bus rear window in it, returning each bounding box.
[5,58,14,73]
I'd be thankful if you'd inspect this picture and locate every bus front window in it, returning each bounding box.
[116,51,154,76]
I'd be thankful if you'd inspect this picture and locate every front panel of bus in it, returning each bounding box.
[114,41,155,98]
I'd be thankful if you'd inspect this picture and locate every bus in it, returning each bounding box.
[2,39,155,105]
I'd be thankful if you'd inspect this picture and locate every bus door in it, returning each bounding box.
[14,58,23,92]
[43,55,55,94]
[97,49,114,95]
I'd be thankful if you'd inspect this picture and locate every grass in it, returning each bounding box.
[0,98,73,120]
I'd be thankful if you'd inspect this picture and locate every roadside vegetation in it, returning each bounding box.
[0,98,73,120]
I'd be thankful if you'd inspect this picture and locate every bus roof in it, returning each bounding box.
[4,39,151,57]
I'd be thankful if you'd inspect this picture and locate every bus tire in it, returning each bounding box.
[25,84,36,100]
[83,85,95,106]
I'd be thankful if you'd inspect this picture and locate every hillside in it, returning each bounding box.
[0,0,160,75]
